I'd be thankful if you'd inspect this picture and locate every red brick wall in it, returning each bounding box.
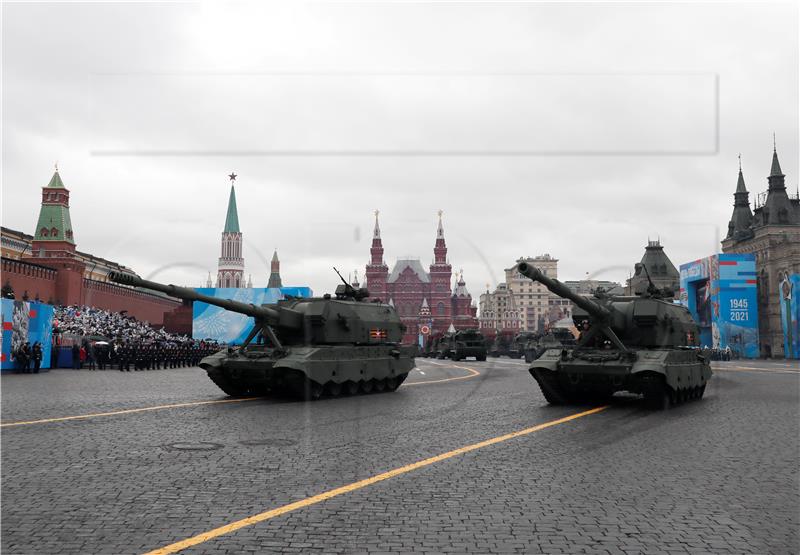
[3,258,179,324]
[82,279,179,326]
[163,302,193,336]
[1,258,57,302]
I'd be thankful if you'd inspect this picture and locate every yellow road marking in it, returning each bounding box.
[142,405,608,555]
[0,397,260,428]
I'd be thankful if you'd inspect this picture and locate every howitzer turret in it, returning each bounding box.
[514,261,711,409]
[108,271,415,400]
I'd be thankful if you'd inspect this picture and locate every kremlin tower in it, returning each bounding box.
[25,167,86,304]
[267,250,283,288]
[216,173,245,288]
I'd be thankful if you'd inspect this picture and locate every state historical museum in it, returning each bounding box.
[365,211,478,344]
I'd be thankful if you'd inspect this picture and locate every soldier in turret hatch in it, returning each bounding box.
[578,320,590,342]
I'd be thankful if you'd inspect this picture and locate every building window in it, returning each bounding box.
[41,228,48,237]
[50,227,58,237]
[437,302,445,315]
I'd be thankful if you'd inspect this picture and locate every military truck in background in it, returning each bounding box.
[523,328,577,363]
[439,329,487,361]
[490,330,521,358]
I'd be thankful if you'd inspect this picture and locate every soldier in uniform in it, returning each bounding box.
[32,342,43,373]
[123,345,132,372]
[135,345,144,371]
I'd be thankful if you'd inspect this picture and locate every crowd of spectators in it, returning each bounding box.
[53,305,192,346]
[10,305,222,373]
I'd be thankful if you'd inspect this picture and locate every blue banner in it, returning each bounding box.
[192,287,312,344]
[1,299,54,372]
[679,254,759,358]
[779,274,799,359]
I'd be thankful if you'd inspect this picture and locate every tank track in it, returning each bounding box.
[645,380,707,410]
[205,368,261,397]
[206,368,410,401]
[288,373,410,401]
[531,368,570,405]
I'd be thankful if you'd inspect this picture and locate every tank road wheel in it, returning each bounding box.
[384,376,399,391]
[291,378,323,401]
[326,382,343,397]
[645,385,672,410]
[372,379,387,393]
[669,388,679,406]
[205,371,253,398]
[345,381,360,396]
[532,369,568,405]
[307,381,324,400]
[360,380,374,394]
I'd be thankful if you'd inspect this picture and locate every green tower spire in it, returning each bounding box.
[33,169,75,245]
[223,184,240,233]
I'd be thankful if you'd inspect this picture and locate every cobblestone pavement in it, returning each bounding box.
[2,358,798,554]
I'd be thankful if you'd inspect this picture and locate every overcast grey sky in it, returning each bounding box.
[2,1,798,298]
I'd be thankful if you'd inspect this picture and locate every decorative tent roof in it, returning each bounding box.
[223,185,240,233]
[770,147,783,177]
[34,171,75,244]
[47,171,65,189]
[453,271,470,297]
[387,258,430,283]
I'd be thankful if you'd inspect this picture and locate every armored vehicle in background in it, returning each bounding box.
[489,331,519,358]
[523,328,577,363]
[434,332,455,359]
[108,271,416,400]
[441,329,487,361]
[516,262,711,408]
[513,332,539,361]
[422,333,443,358]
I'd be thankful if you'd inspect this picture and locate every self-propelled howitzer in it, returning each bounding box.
[515,262,711,408]
[108,272,416,399]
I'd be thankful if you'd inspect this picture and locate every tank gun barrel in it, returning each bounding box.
[108,271,283,323]
[516,262,611,320]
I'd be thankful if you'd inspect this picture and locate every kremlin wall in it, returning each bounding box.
[1,171,180,326]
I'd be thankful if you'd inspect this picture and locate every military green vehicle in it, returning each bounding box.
[489,331,518,358]
[434,332,455,359]
[442,329,487,361]
[422,333,443,358]
[516,261,711,408]
[513,332,539,361]
[108,270,416,400]
[523,328,576,363]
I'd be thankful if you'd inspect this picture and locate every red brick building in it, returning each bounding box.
[2,169,179,326]
[365,211,478,343]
